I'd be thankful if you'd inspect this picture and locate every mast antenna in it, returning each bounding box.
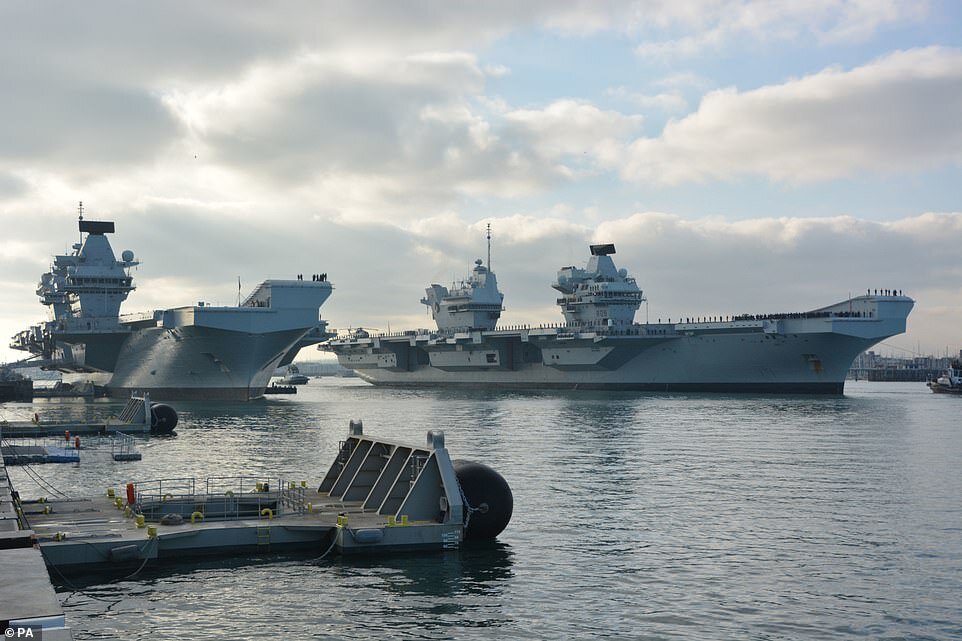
[78,200,84,246]
[486,223,491,271]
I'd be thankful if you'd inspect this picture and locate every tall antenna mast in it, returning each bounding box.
[78,200,84,246]
[486,223,491,271]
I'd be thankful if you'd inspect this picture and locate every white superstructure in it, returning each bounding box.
[553,243,643,329]
[421,259,503,332]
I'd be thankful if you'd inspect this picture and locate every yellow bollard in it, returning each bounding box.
[256,482,264,492]
[42,505,51,515]
[400,515,409,526]
[123,506,132,517]
[301,481,307,488]
[54,532,67,541]
[136,515,146,528]
[147,526,157,538]
[387,515,396,527]
[306,503,313,513]
[191,511,204,524]
[107,488,115,498]
[38,497,45,504]
[114,497,123,509]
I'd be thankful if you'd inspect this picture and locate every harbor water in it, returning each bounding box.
[3,379,961,640]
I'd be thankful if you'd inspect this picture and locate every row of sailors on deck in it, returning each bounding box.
[870,289,902,296]
[296,273,327,282]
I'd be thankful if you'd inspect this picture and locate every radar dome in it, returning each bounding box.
[122,250,135,262]
[618,268,627,278]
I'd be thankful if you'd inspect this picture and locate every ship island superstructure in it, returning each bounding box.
[12,213,333,400]
[324,242,914,393]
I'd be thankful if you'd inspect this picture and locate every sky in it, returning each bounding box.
[1,0,961,364]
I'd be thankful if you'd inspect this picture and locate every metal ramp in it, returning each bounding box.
[316,420,464,527]
[116,394,151,426]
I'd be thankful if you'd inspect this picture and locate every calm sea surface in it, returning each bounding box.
[3,379,961,640]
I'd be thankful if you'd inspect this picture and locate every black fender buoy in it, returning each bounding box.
[150,403,178,434]
[453,460,513,540]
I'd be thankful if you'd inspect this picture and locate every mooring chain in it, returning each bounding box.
[457,483,488,531]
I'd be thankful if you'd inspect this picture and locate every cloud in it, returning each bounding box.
[0,66,183,170]
[0,2,958,365]
[504,100,643,166]
[634,0,928,58]
[154,51,579,219]
[0,3,591,185]
[3,209,961,363]
[621,47,962,184]
[606,86,688,112]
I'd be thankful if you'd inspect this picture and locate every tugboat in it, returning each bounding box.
[927,363,962,394]
[279,365,309,386]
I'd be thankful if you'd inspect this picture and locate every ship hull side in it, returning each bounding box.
[335,327,891,394]
[105,325,307,401]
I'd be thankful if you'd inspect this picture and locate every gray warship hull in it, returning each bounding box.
[104,325,309,401]
[12,216,335,401]
[328,295,914,394]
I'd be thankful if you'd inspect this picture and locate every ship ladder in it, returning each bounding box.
[256,524,271,549]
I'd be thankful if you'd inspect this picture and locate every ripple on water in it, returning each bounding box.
[4,380,961,640]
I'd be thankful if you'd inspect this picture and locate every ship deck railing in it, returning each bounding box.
[134,476,309,522]
[110,431,141,461]
[731,310,872,321]
[331,306,886,344]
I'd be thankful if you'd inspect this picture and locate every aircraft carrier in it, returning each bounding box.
[11,211,333,400]
[324,241,914,393]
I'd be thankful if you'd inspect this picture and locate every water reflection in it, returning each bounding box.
[54,543,516,639]
[9,380,962,640]
[332,541,514,598]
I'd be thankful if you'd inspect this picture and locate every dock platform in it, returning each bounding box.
[22,422,493,573]
[0,394,165,438]
[0,421,510,638]
[2,444,80,465]
[0,421,149,437]
[1,448,72,638]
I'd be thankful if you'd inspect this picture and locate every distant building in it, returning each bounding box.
[848,350,959,381]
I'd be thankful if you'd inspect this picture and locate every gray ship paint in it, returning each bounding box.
[12,215,333,400]
[326,245,913,393]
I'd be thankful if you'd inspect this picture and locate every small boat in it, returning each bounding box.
[279,366,309,386]
[263,384,297,395]
[927,363,962,394]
